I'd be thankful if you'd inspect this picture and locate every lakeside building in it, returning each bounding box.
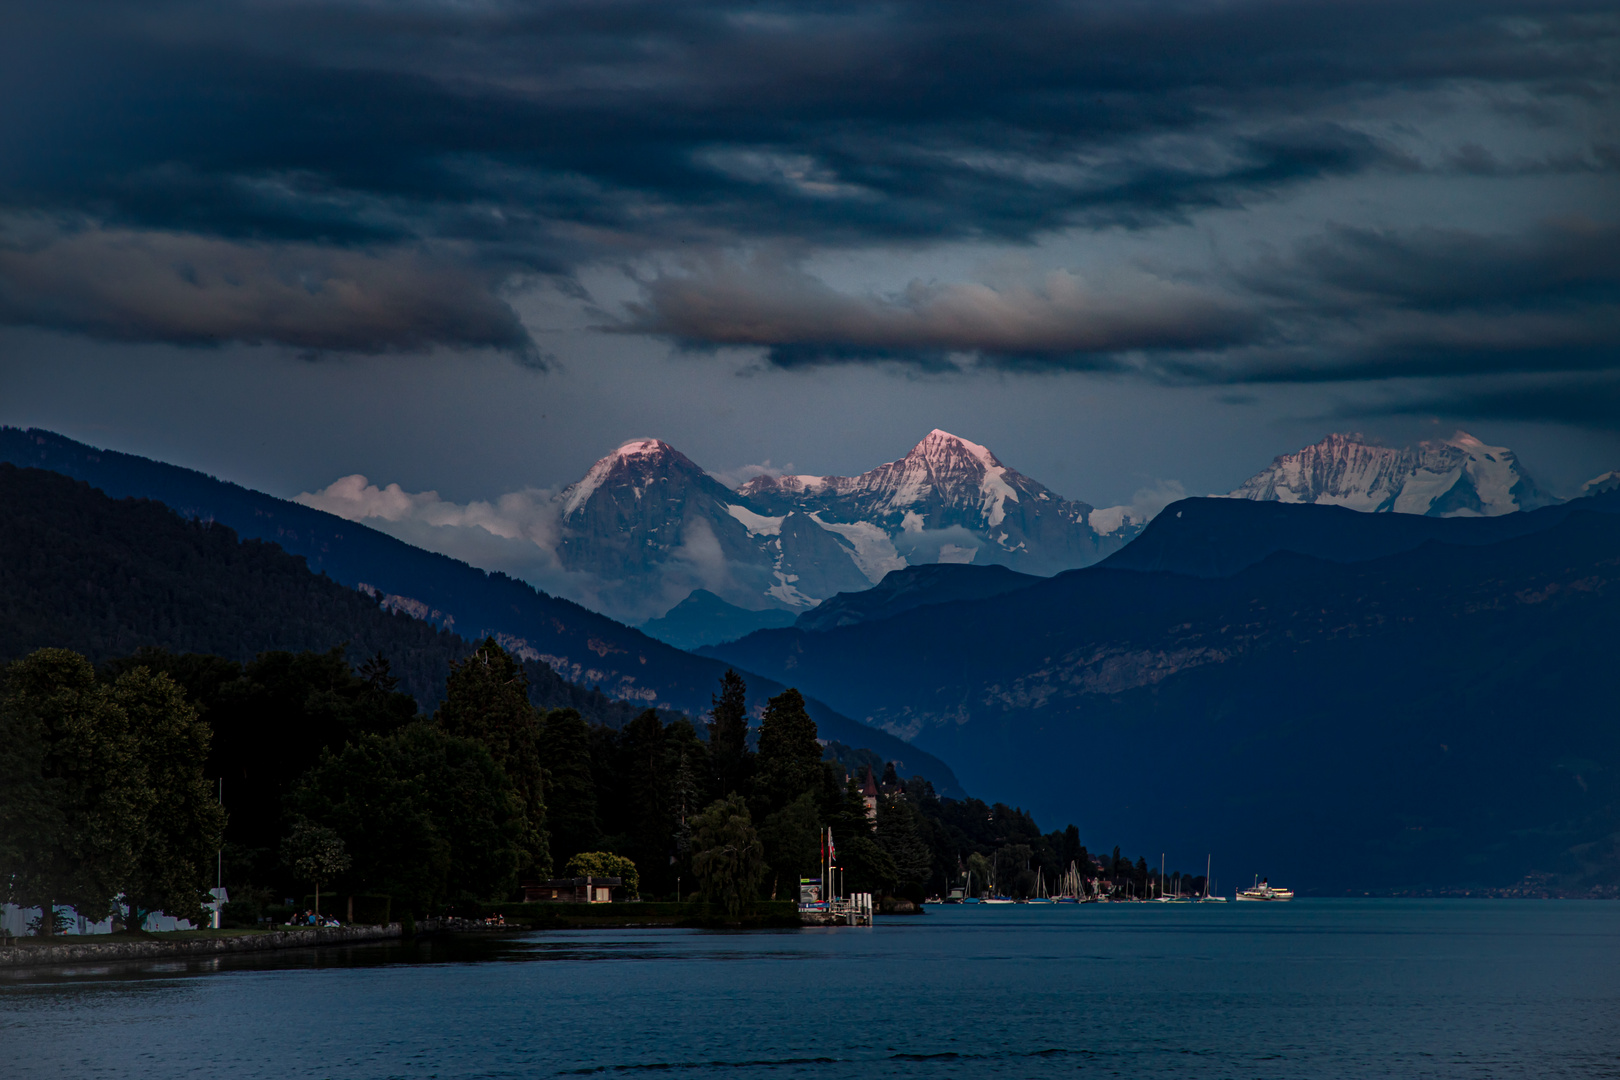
[521,877,624,903]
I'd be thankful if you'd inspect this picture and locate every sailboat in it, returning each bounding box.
[962,869,983,904]
[1199,855,1227,902]
[1056,862,1082,903]
[982,868,1015,904]
[1155,853,1190,902]
[1027,868,1055,904]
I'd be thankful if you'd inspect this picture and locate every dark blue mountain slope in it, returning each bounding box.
[707,506,1620,892]
[1098,492,1615,578]
[0,427,962,795]
[794,562,1043,632]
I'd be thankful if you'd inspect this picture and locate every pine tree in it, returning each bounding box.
[875,795,932,899]
[539,708,599,870]
[664,719,707,898]
[436,638,549,878]
[752,688,821,818]
[620,709,670,895]
[706,670,751,798]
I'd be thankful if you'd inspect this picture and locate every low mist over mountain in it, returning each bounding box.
[1230,431,1562,516]
[297,427,1612,642]
[300,429,1145,629]
[0,426,964,795]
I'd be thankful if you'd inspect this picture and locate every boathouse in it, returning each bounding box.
[521,876,624,903]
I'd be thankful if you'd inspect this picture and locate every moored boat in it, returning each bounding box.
[1235,876,1293,901]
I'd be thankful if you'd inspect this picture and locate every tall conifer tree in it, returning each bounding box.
[539,708,599,869]
[436,638,549,878]
[706,670,751,797]
[752,688,822,817]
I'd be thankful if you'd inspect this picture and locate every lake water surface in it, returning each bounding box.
[2,901,1617,1078]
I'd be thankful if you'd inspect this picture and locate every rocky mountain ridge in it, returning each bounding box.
[545,429,1144,628]
[1229,431,1561,516]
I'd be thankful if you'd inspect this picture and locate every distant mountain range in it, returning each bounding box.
[538,429,1145,631]
[7,422,1619,892]
[298,426,1612,651]
[705,489,1620,893]
[0,426,964,796]
[1229,431,1562,516]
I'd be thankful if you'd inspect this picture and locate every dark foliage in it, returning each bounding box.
[710,497,1620,892]
[0,462,643,727]
[0,428,964,794]
[706,669,751,798]
[539,709,601,869]
[436,639,550,877]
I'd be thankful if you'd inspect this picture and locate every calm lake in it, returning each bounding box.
[3,901,1617,1078]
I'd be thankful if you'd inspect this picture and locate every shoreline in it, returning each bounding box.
[0,924,402,970]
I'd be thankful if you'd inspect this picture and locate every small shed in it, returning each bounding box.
[521,876,623,903]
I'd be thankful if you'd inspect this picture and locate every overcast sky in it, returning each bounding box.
[2,0,1617,509]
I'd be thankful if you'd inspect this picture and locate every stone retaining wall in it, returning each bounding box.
[0,924,402,969]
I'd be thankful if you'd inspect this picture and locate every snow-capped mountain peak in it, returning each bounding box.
[738,430,1133,574]
[1579,470,1620,497]
[741,429,1021,522]
[559,438,689,519]
[1230,431,1559,517]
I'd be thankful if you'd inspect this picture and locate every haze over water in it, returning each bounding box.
[4,902,1617,1078]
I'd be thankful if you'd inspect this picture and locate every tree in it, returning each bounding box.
[827,775,897,896]
[618,709,671,896]
[966,852,993,897]
[752,688,821,818]
[564,852,640,897]
[437,639,549,878]
[995,843,1034,897]
[665,719,707,897]
[281,821,351,920]
[757,792,821,900]
[706,670,751,798]
[691,795,765,919]
[539,708,599,869]
[290,723,525,915]
[875,795,933,900]
[0,649,147,933]
[112,666,227,932]
[290,733,445,916]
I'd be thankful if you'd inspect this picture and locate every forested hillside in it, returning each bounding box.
[0,463,653,727]
[0,428,963,793]
[710,498,1620,893]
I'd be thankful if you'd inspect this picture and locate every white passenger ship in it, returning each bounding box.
[1235,877,1294,902]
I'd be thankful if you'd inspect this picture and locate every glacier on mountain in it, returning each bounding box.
[1229,431,1559,517]
[1581,470,1620,496]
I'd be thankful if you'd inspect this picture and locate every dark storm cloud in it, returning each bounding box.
[623,251,1263,368]
[1192,216,1620,385]
[1343,375,1620,430]
[0,0,1615,364]
[1254,218,1620,314]
[0,224,539,362]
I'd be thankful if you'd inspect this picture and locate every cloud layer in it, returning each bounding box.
[3,0,1616,415]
